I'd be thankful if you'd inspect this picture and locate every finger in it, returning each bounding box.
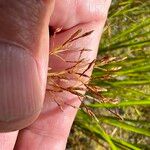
[0,131,18,150]
[0,0,54,132]
[14,1,111,149]
[50,0,111,29]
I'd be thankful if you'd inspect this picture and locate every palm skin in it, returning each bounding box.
[0,0,111,149]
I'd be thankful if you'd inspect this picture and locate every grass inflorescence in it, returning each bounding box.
[48,0,150,149]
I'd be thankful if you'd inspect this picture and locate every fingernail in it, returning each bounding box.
[0,42,43,132]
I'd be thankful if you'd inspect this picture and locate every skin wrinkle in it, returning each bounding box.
[25,127,65,139]
[0,40,43,87]
[50,0,111,30]
[0,39,48,102]
[76,0,108,23]
[18,129,66,150]
[24,97,79,139]
[0,109,41,123]
[0,39,34,59]
[2,48,8,118]
[0,0,48,52]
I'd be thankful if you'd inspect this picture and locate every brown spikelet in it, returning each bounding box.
[62,29,82,46]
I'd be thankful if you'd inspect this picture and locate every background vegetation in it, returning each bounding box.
[67,0,150,149]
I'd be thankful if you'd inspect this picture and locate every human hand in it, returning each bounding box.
[0,0,111,149]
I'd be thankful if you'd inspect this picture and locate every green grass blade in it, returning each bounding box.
[99,118,150,137]
[88,99,150,108]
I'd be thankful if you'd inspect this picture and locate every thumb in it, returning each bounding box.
[0,0,54,132]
